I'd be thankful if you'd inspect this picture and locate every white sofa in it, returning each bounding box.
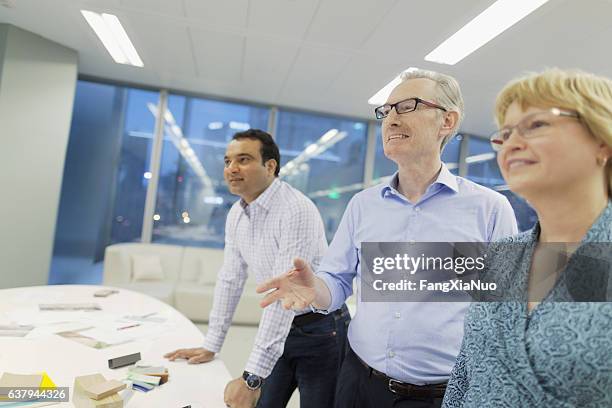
[103,243,262,324]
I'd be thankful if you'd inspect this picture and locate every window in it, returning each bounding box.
[50,80,160,283]
[498,189,538,232]
[110,88,161,245]
[274,110,367,240]
[465,136,536,231]
[464,137,504,187]
[311,191,355,242]
[151,95,270,247]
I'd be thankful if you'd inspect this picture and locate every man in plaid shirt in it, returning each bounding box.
[165,129,350,408]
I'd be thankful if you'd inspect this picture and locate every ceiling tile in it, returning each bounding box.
[184,0,248,29]
[128,14,196,77]
[305,0,395,48]
[190,28,244,82]
[278,45,352,100]
[119,0,185,17]
[242,36,301,99]
[248,0,318,40]
[78,0,123,9]
[326,53,403,117]
[361,0,491,57]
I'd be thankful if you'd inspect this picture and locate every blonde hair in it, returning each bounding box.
[495,68,612,194]
[400,69,464,151]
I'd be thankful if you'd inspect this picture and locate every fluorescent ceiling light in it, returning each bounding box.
[320,129,339,143]
[203,196,224,205]
[146,103,213,189]
[368,67,418,106]
[424,0,549,65]
[164,110,176,124]
[229,121,250,131]
[171,124,183,136]
[465,152,496,164]
[305,144,319,155]
[279,130,347,177]
[81,10,144,67]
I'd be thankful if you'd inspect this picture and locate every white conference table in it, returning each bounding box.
[0,284,232,407]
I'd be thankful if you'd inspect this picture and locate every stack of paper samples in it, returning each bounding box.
[0,372,58,407]
[126,364,169,392]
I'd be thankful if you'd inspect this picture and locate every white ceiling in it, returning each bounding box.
[1,0,612,135]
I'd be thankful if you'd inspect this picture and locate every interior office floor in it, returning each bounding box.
[196,323,300,408]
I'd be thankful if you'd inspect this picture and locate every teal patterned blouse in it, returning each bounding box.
[443,202,612,408]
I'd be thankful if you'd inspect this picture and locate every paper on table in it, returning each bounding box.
[33,321,90,334]
[56,328,124,350]
[38,303,100,311]
[0,372,43,391]
[0,373,59,406]
[76,327,136,345]
[5,309,88,326]
[5,289,65,305]
[0,325,34,338]
[122,311,167,324]
[23,322,90,340]
[116,321,177,342]
[0,401,58,407]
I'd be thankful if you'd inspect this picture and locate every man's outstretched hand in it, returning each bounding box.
[256,258,317,310]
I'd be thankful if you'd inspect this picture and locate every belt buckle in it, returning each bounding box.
[388,378,401,394]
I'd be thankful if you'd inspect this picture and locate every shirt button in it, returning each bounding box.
[388,351,395,358]
[414,207,420,212]
[394,312,401,319]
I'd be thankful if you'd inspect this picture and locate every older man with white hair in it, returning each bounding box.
[257,69,518,408]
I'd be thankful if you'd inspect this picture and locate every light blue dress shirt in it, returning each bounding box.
[316,165,518,385]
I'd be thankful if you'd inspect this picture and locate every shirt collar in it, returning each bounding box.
[240,178,281,213]
[530,200,612,243]
[585,199,612,242]
[380,163,459,198]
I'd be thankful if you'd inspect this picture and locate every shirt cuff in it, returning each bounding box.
[202,334,223,353]
[244,350,277,378]
[309,303,330,315]
[315,271,347,313]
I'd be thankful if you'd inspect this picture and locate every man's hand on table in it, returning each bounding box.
[224,377,261,408]
[163,347,215,364]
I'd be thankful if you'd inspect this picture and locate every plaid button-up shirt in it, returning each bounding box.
[202,178,328,377]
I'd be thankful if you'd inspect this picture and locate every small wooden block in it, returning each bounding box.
[73,374,123,408]
[83,379,126,400]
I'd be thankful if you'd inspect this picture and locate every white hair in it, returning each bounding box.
[399,69,465,150]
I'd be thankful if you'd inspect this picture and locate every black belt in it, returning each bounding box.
[292,307,343,327]
[351,347,447,399]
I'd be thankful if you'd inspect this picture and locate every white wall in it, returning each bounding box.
[0,24,77,288]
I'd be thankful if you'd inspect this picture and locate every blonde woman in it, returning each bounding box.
[443,69,612,407]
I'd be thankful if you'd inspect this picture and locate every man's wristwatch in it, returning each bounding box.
[242,371,264,391]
